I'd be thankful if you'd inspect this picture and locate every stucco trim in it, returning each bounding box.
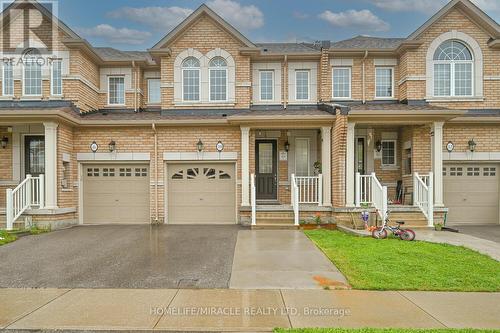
[443,152,500,161]
[163,152,238,161]
[76,152,151,161]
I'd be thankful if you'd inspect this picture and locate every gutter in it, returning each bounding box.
[133,61,137,113]
[283,55,288,109]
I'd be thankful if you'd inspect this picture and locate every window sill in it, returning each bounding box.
[49,96,64,100]
[332,98,353,101]
[381,165,399,171]
[20,96,43,101]
[61,188,73,192]
[0,96,14,100]
[105,104,126,108]
[426,97,484,102]
[174,102,235,107]
[374,97,397,101]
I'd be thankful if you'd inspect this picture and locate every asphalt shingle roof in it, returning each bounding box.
[330,36,406,49]
[255,43,321,54]
[94,47,155,63]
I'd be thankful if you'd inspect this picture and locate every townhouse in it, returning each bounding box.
[0,0,499,230]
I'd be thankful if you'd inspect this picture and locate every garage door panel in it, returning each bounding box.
[83,164,150,224]
[444,164,499,225]
[167,163,236,224]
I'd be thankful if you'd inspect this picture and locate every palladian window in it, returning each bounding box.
[433,40,473,97]
[182,57,200,101]
[209,57,227,101]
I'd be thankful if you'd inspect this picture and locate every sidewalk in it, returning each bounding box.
[1,288,499,331]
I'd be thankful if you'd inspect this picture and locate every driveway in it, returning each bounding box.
[0,225,240,289]
[452,225,500,243]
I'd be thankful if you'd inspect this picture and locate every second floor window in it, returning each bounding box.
[182,57,200,102]
[51,60,62,96]
[295,70,309,101]
[375,67,393,98]
[209,57,227,101]
[108,76,125,105]
[433,40,473,97]
[148,78,161,104]
[2,62,13,96]
[24,60,42,96]
[333,67,351,99]
[260,70,273,101]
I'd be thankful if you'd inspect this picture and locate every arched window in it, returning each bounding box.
[433,40,473,97]
[182,57,200,101]
[209,57,227,101]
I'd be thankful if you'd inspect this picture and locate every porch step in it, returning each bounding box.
[388,211,429,227]
[253,210,296,229]
[251,224,299,230]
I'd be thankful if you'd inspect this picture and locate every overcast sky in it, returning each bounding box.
[42,0,500,49]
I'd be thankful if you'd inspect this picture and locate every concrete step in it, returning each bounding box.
[256,217,295,225]
[251,224,299,230]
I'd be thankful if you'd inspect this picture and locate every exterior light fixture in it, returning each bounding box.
[108,140,116,152]
[446,141,454,153]
[196,139,204,152]
[1,136,8,149]
[284,141,290,152]
[90,141,99,153]
[468,138,476,152]
[216,140,224,152]
[376,140,382,152]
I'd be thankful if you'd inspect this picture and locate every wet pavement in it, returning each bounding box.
[0,224,241,289]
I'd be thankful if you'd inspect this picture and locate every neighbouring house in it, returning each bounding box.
[0,0,499,230]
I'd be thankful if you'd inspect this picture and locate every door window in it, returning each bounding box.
[25,136,45,176]
[258,143,274,174]
[295,138,310,176]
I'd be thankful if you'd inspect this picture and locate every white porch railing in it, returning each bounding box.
[294,175,322,205]
[414,172,434,227]
[5,174,44,230]
[250,173,256,226]
[291,174,299,225]
[355,172,387,221]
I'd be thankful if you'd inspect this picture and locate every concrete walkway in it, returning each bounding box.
[230,230,348,289]
[1,288,499,331]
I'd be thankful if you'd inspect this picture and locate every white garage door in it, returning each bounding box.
[167,163,236,224]
[444,164,499,225]
[83,164,150,224]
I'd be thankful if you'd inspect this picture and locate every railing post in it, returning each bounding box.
[6,189,13,230]
[26,174,32,208]
[413,172,419,206]
[382,186,388,222]
[39,174,45,209]
[251,174,256,226]
[428,172,434,227]
[355,172,360,207]
[318,174,323,206]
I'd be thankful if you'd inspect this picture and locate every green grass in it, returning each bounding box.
[274,329,500,333]
[0,230,17,245]
[304,230,500,292]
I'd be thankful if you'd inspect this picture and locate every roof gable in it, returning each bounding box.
[151,4,256,50]
[407,0,500,40]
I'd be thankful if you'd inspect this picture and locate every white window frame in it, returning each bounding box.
[209,60,228,102]
[50,59,63,96]
[433,61,474,98]
[375,67,394,99]
[259,70,274,101]
[107,76,125,106]
[23,60,42,97]
[181,59,201,102]
[147,78,161,104]
[294,137,310,176]
[381,139,397,167]
[295,70,310,101]
[332,66,351,100]
[2,61,14,96]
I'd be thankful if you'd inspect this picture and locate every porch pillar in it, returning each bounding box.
[43,122,58,209]
[321,126,332,206]
[432,121,444,207]
[346,122,356,207]
[241,126,250,206]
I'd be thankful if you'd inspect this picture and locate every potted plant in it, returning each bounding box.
[314,212,322,228]
[434,222,443,231]
[313,161,322,175]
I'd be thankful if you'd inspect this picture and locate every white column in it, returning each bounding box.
[432,122,444,207]
[346,122,356,207]
[321,126,332,206]
[43,122,58,209]
[241,126,250,206]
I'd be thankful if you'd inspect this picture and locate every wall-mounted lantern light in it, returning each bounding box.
[196,139,204,152]
[1,136,8,149]
[468,138,476,152]
[376,140,382,152]
[216,140,224,152]
[90,141,98,153]
[108,140,116,152]
[284,141,290,152]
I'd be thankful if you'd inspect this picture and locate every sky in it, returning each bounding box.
[39,0,500,50]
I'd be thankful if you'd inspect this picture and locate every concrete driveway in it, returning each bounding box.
[0,225,240,289]
[452,225,500,243]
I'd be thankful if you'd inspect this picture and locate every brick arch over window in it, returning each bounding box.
[426,31,483,99]
[173,48,235,104]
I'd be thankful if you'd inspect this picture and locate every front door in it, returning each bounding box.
[24,136,45,177]
[255,140,277,200]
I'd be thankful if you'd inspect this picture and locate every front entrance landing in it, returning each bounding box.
[230,230,348,289]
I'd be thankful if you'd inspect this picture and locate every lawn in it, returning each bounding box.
[305,230,500,292]
[274,329,500,333]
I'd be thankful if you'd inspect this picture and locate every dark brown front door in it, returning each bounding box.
[25,136,45,177]
[255,140,277,200]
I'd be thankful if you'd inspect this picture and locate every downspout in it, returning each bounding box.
[132,61,138,112]
[152,123,159,223]
[283,55,288,109]
[362,50,368,104]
